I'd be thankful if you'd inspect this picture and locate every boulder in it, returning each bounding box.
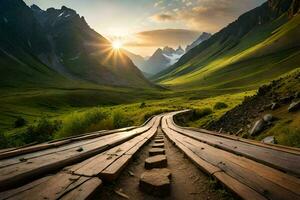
[249,119,265,136]
[145,155,167,169]
[139,168,171,197]
[149,148,165,156]
[288,101,300,112]
[261,136,276,144]
[263,114,273,122]
[279,96,294,104]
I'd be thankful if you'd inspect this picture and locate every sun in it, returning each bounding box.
[112,40,123,50]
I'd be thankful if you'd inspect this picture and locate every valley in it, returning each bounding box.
[0,0,299,199]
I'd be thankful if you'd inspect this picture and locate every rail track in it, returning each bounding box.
[0,111,299,200]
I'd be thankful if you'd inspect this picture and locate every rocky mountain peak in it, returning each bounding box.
[162,46,176,56]
[175,46,184,55]
[30,4,42,11]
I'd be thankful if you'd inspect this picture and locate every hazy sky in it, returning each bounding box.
[24,0,265,56]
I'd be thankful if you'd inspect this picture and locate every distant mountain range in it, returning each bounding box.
[125,33,211,76]
[153,0,300,90]
[0,0,151,88]
[125,46,185,76]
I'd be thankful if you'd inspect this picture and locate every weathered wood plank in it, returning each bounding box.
[162,114,300,200]
[72,119,160,179]
[0,172,101,200]
[101,155,132,181]
[167,116,300,177]
[0,116,159,191]
[60,177,102,200]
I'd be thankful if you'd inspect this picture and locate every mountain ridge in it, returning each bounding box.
[0,0,152,88]
[153,0,300,91]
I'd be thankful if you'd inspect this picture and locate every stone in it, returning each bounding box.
[249,119,265,136]
[139,168,171,197]
[263,114,273,122]
[154,139,164,144]
[155,136,164,139]
[149,148,165,156]
[279,96,294,104]
[152,143,164,148]
[271,102,279,110]
[261,136,276,144]
[288,101,300,112]
[145,155,167,169]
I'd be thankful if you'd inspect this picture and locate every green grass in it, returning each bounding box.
[155,14,300,91]
[0,85,252,148]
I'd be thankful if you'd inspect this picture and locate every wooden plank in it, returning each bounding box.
[0,176,52,200]
[181,127,300,155]
[214,172,267,200]
[60,177,102,200]
[163,128,220,174]
[167,117,300,177]
[0,116,160,190]
[101,155,132,181]
[72,121,160,178]
[0,172,101,200]
[162,115,300,200]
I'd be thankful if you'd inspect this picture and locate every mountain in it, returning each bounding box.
[185,32,212,52]
[0,0,151,88]
[154,0,300,91]
[175,46,185,55]
[138,46,185,76]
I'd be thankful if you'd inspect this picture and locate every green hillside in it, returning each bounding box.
[0,0,152,89]
[154,0,300,91]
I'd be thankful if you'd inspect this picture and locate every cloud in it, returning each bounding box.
[149,0,265,32]
[150,13,177,22]
[125,29,200,48]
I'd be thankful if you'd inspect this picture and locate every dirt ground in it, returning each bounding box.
[95,128,235,200]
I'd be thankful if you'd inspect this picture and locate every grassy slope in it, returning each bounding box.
[156,14,300,91]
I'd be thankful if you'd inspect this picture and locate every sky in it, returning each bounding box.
[24,0,265,56]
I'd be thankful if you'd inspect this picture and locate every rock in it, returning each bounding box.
[271,102,279,110]
[149,148,165,156]
[154,139,164,144]
[139,168,171,197]
[261,136,276,144]
[155,136,164,140]
[249,119,265,136]
[145,155,168,169]
[288,101,300,112]
[152,143,164,148]
[76,147,83,152]
[263,114,273,122]
[279,96,294,104]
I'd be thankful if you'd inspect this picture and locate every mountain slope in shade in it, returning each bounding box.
[0,0,151,88]
[154,0,300,90]
[185,32,212,52]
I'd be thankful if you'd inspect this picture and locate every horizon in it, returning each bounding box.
[24,0,265,56]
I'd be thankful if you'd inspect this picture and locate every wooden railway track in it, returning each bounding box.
[0,110,299,200]
[162,111,300,200]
